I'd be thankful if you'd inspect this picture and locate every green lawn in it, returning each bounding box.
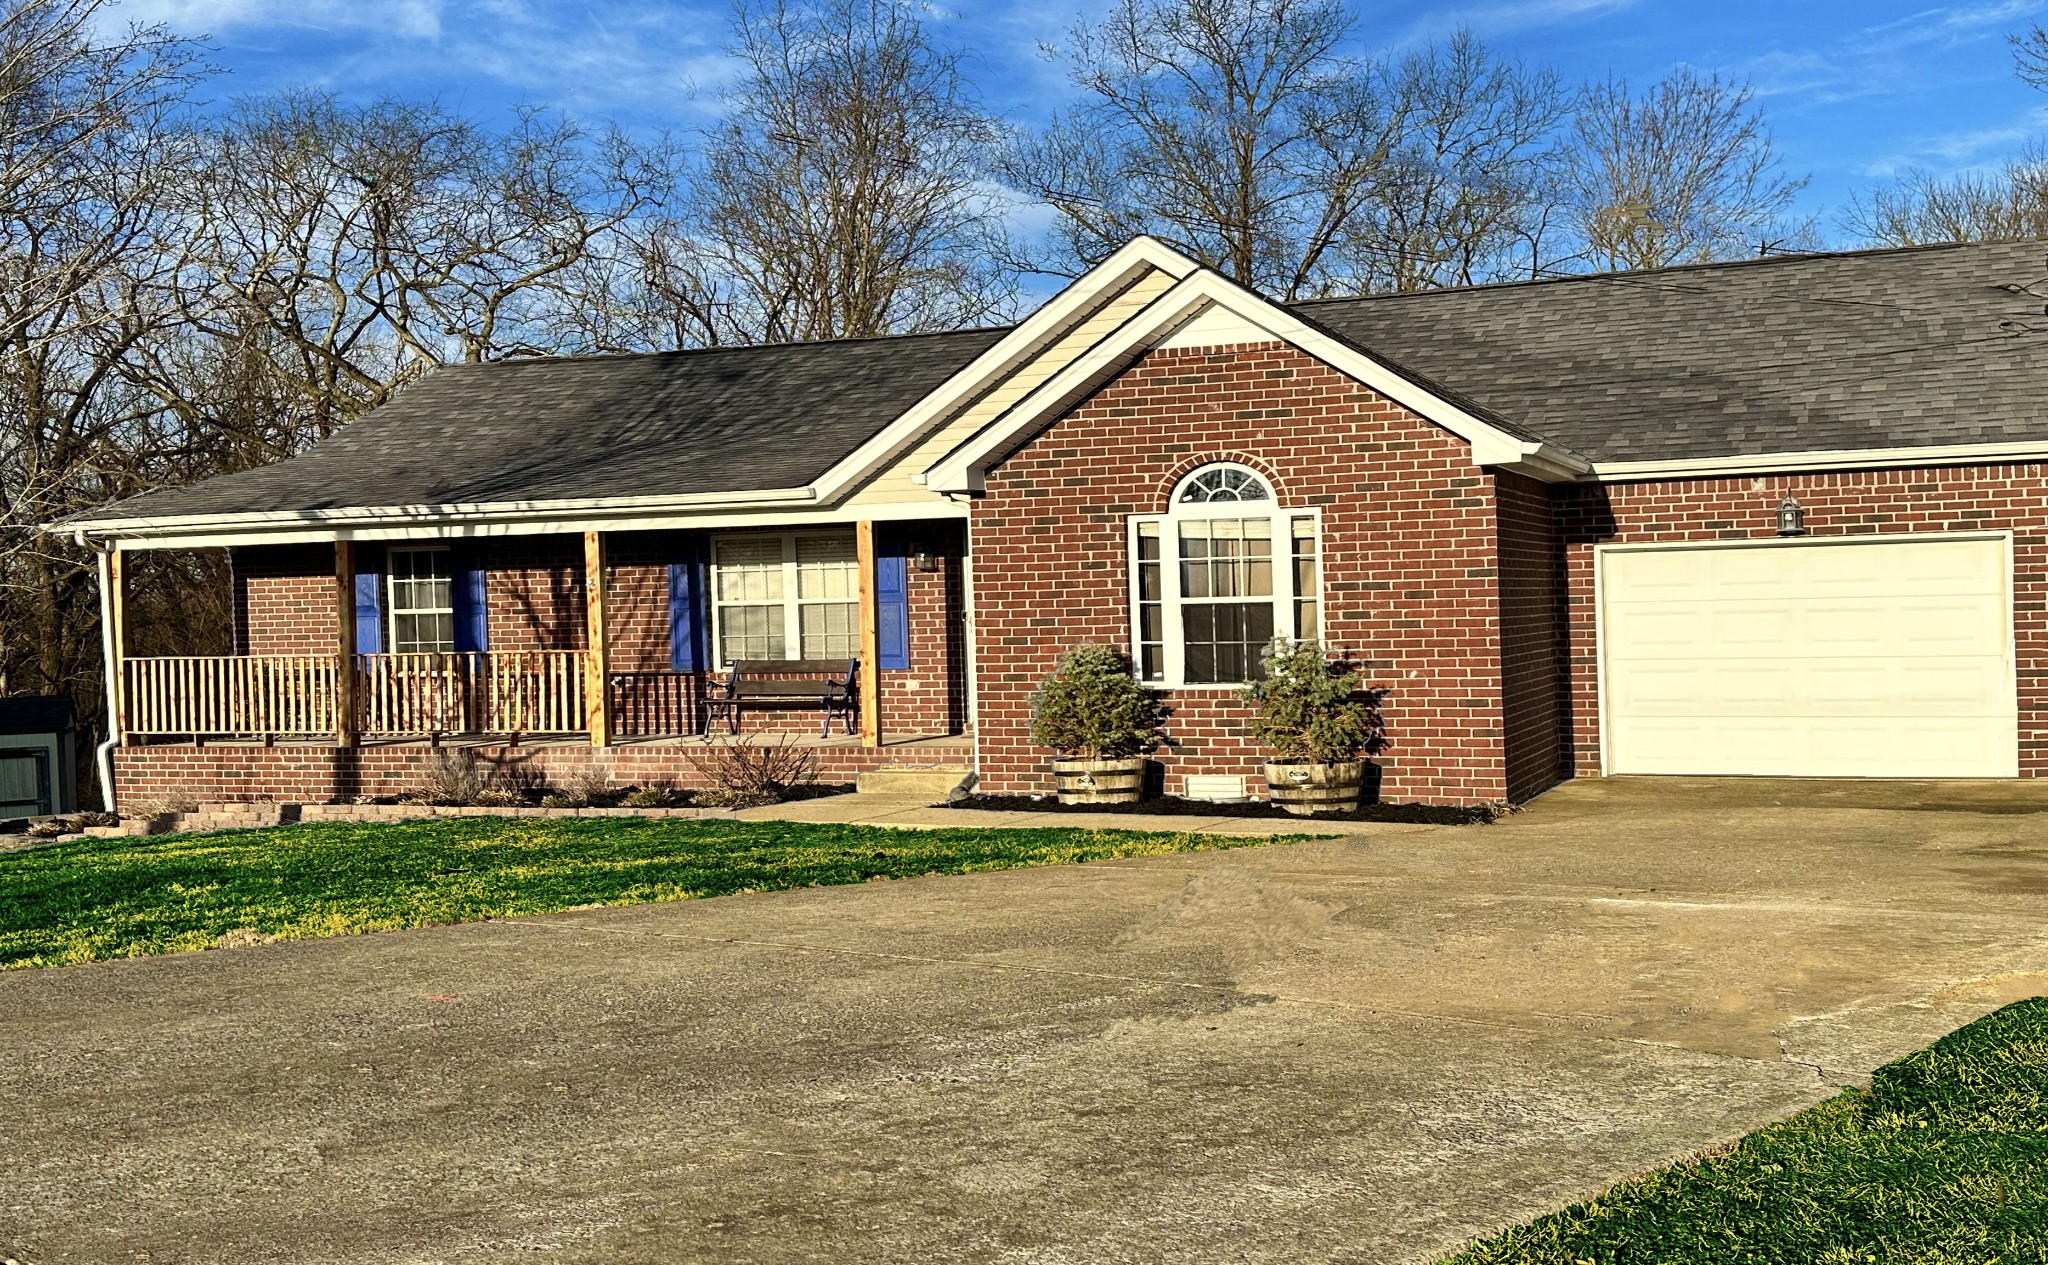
[0,817,1281,970]
[1445,997,2048,1265]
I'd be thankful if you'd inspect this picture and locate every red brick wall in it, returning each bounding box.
[1555,465,2048,778]
[969,342,1513,805]
[232,545,336,654]
[113,736,974,806]
[483,535,585,651]
[1495,472,1568,801]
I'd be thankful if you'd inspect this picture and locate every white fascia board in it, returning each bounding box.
[922,269,1591,493]
[69,496,963,552]
[809,237,1202,504]
[1592,440,2048,482]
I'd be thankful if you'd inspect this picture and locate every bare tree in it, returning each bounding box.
[1342,31,1567,292]
[692,0,1013,342]
[1845,148,2048,245]
[1848,31,2048,247]
[1003,0,1398,299]
[162,92,678,449]
[0,0,204,744]
[1565,68,1807,271]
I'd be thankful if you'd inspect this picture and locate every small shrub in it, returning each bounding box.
[123,788,202,820]
[75,811,118,828]
[684,735,819,807]
[472,788,524,808]
[552,764,622,808]
[538,794,576,809]
[1237,642,1383,764]
[622,784,687,808]
[1029,644,1167,758]
[404,750,493,806]
[25,819,70,838]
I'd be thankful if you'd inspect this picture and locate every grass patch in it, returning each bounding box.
[1444,997,2048,1265]
[0,817,1286,970]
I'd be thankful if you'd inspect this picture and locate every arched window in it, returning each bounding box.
[1129,463,1320,686]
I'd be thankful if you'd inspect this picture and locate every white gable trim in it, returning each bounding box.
[808,237,1200,504]
[918,268,1592,493]
[1592,440,2048,482]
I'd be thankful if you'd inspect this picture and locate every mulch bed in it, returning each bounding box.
[944,793,1506,826]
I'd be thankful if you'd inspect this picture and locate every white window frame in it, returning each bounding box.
[386,545,455,656]
[708,530,861,669]
[1127,464,1322,688]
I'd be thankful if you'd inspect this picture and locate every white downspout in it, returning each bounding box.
[93,544,120,813]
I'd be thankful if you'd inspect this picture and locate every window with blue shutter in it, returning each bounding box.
[353,545,384,655]
[669,539,709,671]
[876,538,909,671]
[452,546,487,652]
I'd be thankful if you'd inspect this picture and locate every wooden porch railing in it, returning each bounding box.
[124,651,589,739]
[358,651,586,736]
[125,654,341,738]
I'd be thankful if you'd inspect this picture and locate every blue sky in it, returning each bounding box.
[118,0,2048,244]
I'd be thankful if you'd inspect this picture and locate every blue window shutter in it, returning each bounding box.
[353,546,384,655]
[452,547,487,652]
[876,544,909,671]
[669,540,709,671]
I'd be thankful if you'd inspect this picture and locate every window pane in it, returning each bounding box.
[1295,599,1318,641]
[1181,600,1273,684]
[796,534,857,599]
[715,538,785,603]
[719,604,785,663]
[799,601,858,658]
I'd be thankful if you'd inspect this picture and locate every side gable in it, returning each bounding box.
[914,267,1592,495]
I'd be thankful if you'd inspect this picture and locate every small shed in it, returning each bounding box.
[0,696,77,820]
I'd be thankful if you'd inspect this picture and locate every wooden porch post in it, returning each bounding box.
[334,540,358,748]
[856,520,881,747]
[584,530,611,748]
[106,547,131,747]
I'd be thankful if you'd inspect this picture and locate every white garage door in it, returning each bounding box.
[1600,535,2017,778]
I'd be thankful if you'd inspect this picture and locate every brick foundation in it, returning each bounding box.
[112,738,974,807]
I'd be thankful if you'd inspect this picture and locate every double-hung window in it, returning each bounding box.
[1129,463,1320,686]
[387,547,456,654]
[711,532,860,666]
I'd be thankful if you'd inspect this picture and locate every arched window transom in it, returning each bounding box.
[1129,462,1320,686]
[1176,464,1271,504]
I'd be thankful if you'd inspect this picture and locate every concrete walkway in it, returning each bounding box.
[731,790,1408,835]
[4,777,2047,1264]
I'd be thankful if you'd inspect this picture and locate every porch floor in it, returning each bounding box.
[148,731,973,755]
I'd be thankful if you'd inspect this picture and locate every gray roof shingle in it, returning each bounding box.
[74,239,2048,526]
[88,327,1008,522]
[1298,239,2048,463]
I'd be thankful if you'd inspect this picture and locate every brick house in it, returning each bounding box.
[58,237,2048,808]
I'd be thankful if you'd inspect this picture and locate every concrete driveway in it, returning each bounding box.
[5,778,2047,1265]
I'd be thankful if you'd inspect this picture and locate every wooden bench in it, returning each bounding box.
[703,658,860,738]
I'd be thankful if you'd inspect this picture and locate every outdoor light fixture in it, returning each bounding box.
[1776,495,1806,537]
[912,551,941,572]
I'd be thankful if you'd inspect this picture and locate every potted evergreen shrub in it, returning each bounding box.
[1030,644,1167,804]
[1238,642,1382,815]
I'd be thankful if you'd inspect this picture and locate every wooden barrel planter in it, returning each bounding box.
[1262,760,1364,816]
[1051,756,1147,805]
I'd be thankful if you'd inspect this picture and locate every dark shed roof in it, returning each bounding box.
[89,327,1009,522]
[0,696,75,735]
[1299,239,2048,463]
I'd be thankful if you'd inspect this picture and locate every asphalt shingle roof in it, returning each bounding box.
[1299,239,2048,464]
[91,327,1009,521]
[75,239,2048,526]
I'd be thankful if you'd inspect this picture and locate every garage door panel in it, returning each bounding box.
[1602,537,2016,778]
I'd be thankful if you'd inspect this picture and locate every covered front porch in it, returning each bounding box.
[106,517,972,760]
